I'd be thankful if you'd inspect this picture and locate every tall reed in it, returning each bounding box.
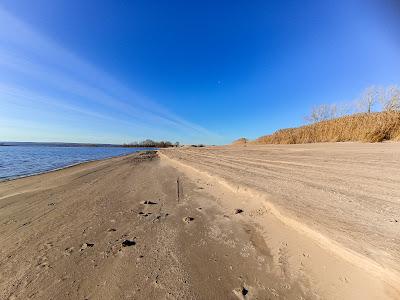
[252,111,400,144]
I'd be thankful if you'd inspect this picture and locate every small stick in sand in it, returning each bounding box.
[177,177,180,202]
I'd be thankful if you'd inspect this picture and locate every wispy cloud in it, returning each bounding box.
[0,7,220,144]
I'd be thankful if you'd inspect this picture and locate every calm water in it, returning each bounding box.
[0,146,151,181]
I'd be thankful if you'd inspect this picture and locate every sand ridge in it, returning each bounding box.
[160,143,400,297]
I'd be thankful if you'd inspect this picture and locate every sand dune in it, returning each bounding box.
[252,111,400,144]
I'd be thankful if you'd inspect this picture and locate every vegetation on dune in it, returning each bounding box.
[254,111,400,144]
[241,85,400,144]
[232,138,248,145]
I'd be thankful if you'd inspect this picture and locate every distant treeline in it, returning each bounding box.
[122,139,180,148]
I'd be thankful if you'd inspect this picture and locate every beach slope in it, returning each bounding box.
[0,148,399,299]
[161,143,400,297]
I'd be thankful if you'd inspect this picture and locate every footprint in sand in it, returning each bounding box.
[153,215,161,222]
[37,261,49,269]
[152,213,170,222]
[233,287,249,299]
[122,239,136,247]
[278,242,289,277]
[138,212,153,217]
[43,242,53,249]
[234,209,244,214]
[141,200,157,205]
[36,256,49,269]
[38,242,53,253]
[183,216,194,223]
[64,247,74,256]
[3,219,17,225]
[80,243,95,251]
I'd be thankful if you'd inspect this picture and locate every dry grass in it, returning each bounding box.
[232,137,248,145]
[252,111,400,144]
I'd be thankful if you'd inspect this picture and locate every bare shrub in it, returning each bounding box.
[381,86,400,111]
[305,104,338,123]
[356,86,384,113]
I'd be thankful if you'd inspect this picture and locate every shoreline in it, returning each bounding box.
[0,149,156,183]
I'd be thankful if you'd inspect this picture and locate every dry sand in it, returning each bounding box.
[0,144,399,299]
[161,142,400,298]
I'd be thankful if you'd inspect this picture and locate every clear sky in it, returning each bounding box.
[1,0,400,144]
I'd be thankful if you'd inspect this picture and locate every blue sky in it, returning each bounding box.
[1,0,400,144]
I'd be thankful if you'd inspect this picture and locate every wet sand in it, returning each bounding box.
[0,147,399,299]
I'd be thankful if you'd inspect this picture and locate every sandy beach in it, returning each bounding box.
[1,145,400,299]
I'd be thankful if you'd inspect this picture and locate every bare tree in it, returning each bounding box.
[356,86,383,113]
[336,102,354,117]
[381,85,400,111]
[305,104,338,123]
